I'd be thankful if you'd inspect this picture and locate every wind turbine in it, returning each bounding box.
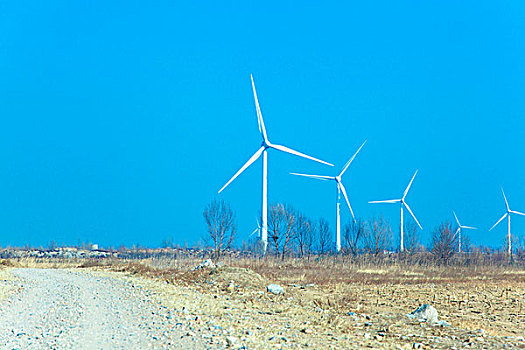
[249,217,261,238]
[489,188,525,255]
[218,75,333,254]
[369,170,422,252]
[290,140,366,252]
[452,211,476,253]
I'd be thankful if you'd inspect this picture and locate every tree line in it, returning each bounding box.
[203,199,525,263]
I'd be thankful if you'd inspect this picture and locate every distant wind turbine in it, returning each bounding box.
[369,170,422,252]
[249,217,261,238]
[452,211,476,253]
[218,75,333,254]
[489,188,525,255]
[290,140,366,252]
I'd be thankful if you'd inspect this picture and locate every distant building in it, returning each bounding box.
[90,244,99,251]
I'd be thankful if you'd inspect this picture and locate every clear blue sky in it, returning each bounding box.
[0,1,524,248]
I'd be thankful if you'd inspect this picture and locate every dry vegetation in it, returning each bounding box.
[2,256,525,348]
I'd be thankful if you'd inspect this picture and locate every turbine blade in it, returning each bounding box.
[403,169,419,200]
[339,182,356,222]
[403,202,423,230]
[461,225,477,230]
[271,143,333,166]
[510,210,525,217]
[289,173,334,181]
[453,211,460,226]
[249,227,259,237]
[454,227,460,237]
[489,213,508,231]
[251,74,268,143]
[218,146,265,193]
[501,187,510,211]
[339,140,367,177]
[368,199,401,204]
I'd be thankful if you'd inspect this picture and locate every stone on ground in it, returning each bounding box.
[266,284,284,295]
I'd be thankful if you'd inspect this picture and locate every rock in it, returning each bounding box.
[407,304,450,326]
[191,259,216,271]
[267,284,285,295]
[301,328,313,334]
[413,343,423,349]
[363,332,371,339]
[407,304,438,323]
[225,336,238,347]
[226,281,235,292]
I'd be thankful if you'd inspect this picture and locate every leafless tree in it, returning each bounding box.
[296,213,314,259]
[317,217,331,255]
[268,203,296,260]
[203,199,236,259]
[363,217,392,256]
[342,218,365,256]
[430,222,457,263]
[403,222,422,253]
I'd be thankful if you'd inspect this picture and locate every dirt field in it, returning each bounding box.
[97,259,525,349]
[2,259,525,349]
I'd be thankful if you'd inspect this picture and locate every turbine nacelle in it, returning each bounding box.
[369,170,422,230]
[218,75,334,255]
[489,188,525,232]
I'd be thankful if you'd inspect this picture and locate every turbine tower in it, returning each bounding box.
[453,211,476,253]
[218,75,333,254]
[290,140,366,252]
[489,188,525,255]
[369,170,422,252]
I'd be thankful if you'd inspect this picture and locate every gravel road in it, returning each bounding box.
[0,268,204,349]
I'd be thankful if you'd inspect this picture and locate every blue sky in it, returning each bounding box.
[0,1,524,248]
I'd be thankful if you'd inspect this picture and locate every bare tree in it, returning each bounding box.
[342,218,365,256]
[203,199,236,259]
[363,217,392,256]
[268,203,296,260]
[268,204,285,257]
[403,222,422,253]
[318,218,331,255]
[431,222,457,263]
[296,213,314,259]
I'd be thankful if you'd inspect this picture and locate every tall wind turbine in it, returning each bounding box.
[218,75,333,254]
[369,170,422,252]
[453,211,476,253]
[290,140,366,252]
[489,188,525,255]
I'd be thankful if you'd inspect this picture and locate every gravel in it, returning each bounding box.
[0,268,204,349]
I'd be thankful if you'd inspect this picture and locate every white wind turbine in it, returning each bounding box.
[489,188,525,255]
[369,170,422,252]
[218,75,333,254]
[452,211,476,253]
[250,218,261,238]
[290,140,366,252]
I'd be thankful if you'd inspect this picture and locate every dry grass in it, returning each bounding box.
[1,255,524,348]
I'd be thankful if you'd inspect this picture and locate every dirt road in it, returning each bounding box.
[0,268,203,349]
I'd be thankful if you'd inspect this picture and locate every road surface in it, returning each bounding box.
[0,268,203,349]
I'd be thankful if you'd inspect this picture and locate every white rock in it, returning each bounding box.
[225,336,238,347]
[266,284,285,295]
[407,304,438,323]
[191,259,216,271]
